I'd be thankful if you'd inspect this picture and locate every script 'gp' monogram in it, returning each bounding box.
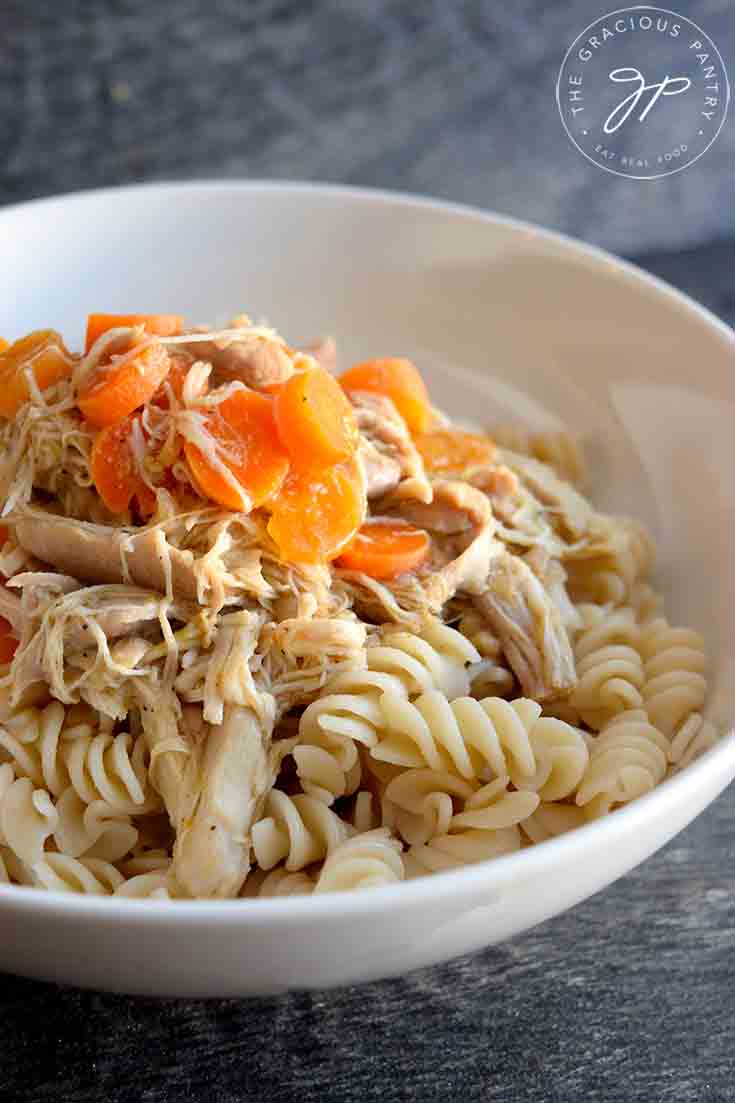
[556,6,729,179]
[603,68,691,134]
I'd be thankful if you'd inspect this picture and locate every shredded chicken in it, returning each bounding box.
[182,316,294,390]
[473,549,576,700]
[499,450,593,542]
[170,704,276,898]
[350,391,432,504]
[389,480,496,607]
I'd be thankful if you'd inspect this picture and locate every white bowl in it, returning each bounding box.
[1,182,733,997]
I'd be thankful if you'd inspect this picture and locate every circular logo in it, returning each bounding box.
[556,6,729,179]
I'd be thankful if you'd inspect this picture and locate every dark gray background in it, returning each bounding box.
[1,2,733,1101]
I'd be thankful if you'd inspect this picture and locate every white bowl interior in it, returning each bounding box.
[1,183,733,995]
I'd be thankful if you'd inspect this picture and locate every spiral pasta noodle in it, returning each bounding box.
[575,709,669,818]
[520,801,585,844]
[244,866,316,898]
[314,828,404,893]
[0,702,160,813]
[372,692,588,801]
[383,769,477,846]
[251,790,350,871]
[402,776,536,876]
[293,619,479,804]
[640,618,707,737]
[667,713,719,772]
[569,608,645,730]
[33,854,125,894]
[0,762,57,869]
[404,824,522,877]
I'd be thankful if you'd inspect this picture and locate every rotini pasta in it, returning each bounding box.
[372,692,588,800]
[668,713,719,772]
[640,619,707,737]
[251,790,350,871]
[33,854,125,894]
[0,762,57,868]
[520,801,585,844]
[569,608,645,729]
[293,619,479,804]
[314,828,404,893]
[383,769,477,846]
[244,865,316,897]
[575,710,669,818]
[404,825,522,877]
[0,702,160,813]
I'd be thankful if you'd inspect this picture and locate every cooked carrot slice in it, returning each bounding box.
[340,357,431,433]
[336,519,430,579]
[0,330,74,418]
[414,428,495,473]
[91,416,152,514]
[84,314,183,354]
[267,461,364,564]
[274,366,358,468]
[184,389,290,512]
[77,338,171,428]
[0,618,17,665]
[0,339,9,354]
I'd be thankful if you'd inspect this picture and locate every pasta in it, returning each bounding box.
[575,710,669,819]
[314,828,404,893]
[569,607,645,729]
[0,312,719,899]
[640,619,707,737]
[251,790,349,872]
[371,692,588,801]
[293,619,477,804]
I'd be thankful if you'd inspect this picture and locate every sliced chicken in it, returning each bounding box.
[500,451,593,541]
[350,391,432,504]
[183,323,294,390]
[14,509,199,601]
[137,684,277,898]
[392,480,497,608]
[359,438,403,501]
[9,584,162,704]
[473,549,576,700]
[467,464,520,524]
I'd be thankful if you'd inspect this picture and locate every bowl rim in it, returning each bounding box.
[1,178,733,920]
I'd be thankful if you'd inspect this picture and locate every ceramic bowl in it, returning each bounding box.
[1,182,733,997]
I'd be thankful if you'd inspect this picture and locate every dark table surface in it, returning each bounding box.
[1,3,734,1101]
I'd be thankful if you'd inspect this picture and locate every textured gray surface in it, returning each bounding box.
[1,0,733,253]
[1,3,734,1101]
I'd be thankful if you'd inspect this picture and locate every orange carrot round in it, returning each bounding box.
[0,330,74,419]
[0,617,17,665]
[340,357,431,433]
[414,428,495,473]
[91,416,152,514]
[77,338,171,428]
[184,389,290,512]
[336,519,430,578]
[84,314,183,354]
[267,461,364,564]
[274,366,358,468]
[0,339,9,354]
